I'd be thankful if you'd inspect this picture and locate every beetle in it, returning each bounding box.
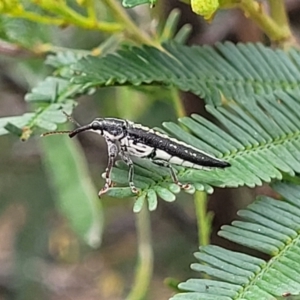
[43,117,230,196]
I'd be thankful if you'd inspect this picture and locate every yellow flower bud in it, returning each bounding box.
[191,0,220,21]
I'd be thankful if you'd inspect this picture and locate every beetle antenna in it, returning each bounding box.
[41,130,72,137]
[62,111,81,127]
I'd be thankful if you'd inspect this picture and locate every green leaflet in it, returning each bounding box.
[171,182,300,300]
[0,113,34,136]
[0,101,75,137]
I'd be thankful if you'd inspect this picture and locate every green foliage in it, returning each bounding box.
[0,13,51,47]
[2,52,91,137]
[2,43,300,209]
[66,42,299,206]
[0,113,34,136]
[41,134,104,247]
[2,79,76,136]
[71,42,300,105]
[0,0,122,35]
[171,182,300,300]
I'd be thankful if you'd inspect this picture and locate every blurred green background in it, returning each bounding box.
[1,1,300,300]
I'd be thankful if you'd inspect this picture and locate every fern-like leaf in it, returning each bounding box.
[71,42,300,105]
[171,182,300,300]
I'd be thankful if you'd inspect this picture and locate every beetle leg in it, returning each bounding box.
[99,140,119,197]
[152,159,190,189]
[120,149,139,194]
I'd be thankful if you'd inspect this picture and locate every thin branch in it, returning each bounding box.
[100,0,163,48]
[34,1,123,33]
[268,0,290,29]
[221,0,295,44]
[170,88,186,119]
[194,191,211,246]
[86,0,97,23]
[126,205,153,300]
[8,10,65,26]
[237,0,292,43]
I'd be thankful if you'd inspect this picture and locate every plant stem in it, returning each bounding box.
[36,1,122,32]
[10,10,65,26]
[237,0,291,42]
[86,0,97,23]
[194,191,210,246]
[100,0,162,48]
[268,0,290,29]
[8,0,163,46]
[126,205,153,300]
[281,174,300,185]
[170,88,185,119]
[9,5,122,33]
[222,0,292,43]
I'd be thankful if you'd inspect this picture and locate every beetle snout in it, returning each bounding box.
[69,124,93,138]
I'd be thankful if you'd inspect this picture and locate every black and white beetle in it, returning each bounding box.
[43,117,230,196]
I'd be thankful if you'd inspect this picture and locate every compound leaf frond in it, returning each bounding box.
[170,182,300,300]
[71,42,300,105]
